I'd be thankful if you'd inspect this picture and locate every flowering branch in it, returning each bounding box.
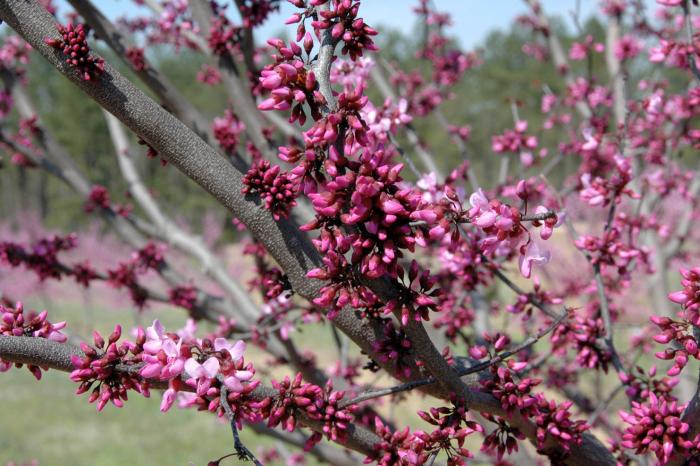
[0,333,382,457]
[68,0,215,144]
[340,308,569,408]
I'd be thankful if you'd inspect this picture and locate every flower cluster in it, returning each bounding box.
[491,120,538,154]
[125,46,147,71]
[0,302,67,379]
[369,403,482,466]
[531,396,588,453]
[207,6,241,56]
[385,260,440,325]
[579,155,637,207]
[287,0,378,61]
[44,23,104,81]
[480,364,542,414]
[242,159,298,220]
[168,285,198,311]
[619,392,698,464]
[212,109,246,155]
[106,243,165,307]
[574,227,643,276]
[480,413,524,461]
[619,365,677,402]
[70,319,255,414]
[550,303,612,372]
[467,188,555,263]
[258,38,320,123]
[196,64,221,85]
[668,267,700,325]
[259,373,356,450]
[649,269,700,377]
[0,233,77,281]
[84,185,132,217]
[237,0,280,28]
[70,325,149,411]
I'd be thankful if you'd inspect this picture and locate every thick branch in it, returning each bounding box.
[68,0,215,144]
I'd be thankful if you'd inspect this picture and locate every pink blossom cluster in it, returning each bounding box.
[125,46,147,71]
[579,154,636,207]
[370,404,483,466]
[260,373,356,450]
[207,4,241,56]
[649,268,700,376]
[0,233,77,281]
[212,109,246,155]
[258,38,320,123]
[196,64,221,85]
[84,185,132,216]
[491,120,538,154]
[242,159,298,220]
[236,0,280,28]
[44,23,104,81]
[286,0,378,61]
[619,392,698,464]
[0,301,67,378]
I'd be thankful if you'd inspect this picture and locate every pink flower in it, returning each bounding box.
[160,387,176,412]
[519,241,551,278]
[184,356,220,396]
[614,35,642,61]
[141,320,185,380]
[569,42,588,61]
[214,338,246,360]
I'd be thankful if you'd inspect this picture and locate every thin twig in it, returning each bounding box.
[219,377,264,466]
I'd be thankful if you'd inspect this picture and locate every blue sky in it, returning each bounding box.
[59,0,661,49]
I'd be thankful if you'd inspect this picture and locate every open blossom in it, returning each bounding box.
[519,241,550,278]
[140,319,186,380]
[468,189,551,258]
[614,35,642,61]
[214,338,254,391]
[184,356,219,396]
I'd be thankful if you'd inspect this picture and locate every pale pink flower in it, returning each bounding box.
[519,241,551,278]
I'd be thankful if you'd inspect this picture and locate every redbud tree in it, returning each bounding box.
[0,0,700,464]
